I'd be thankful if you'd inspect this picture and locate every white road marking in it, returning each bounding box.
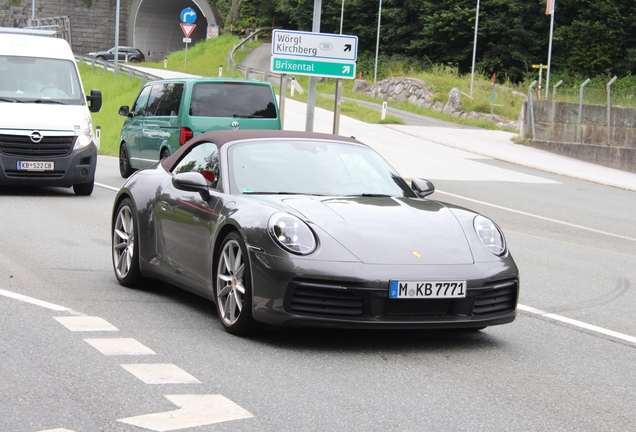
[95,182,119,192]
[518,304,636,345]
[54,316,118,332]
[436,190,636,242]
[121,364,201,384]
[0,288,71,311]
[37,429,77,432]
[118,394,252,431]
[84,338,156,356]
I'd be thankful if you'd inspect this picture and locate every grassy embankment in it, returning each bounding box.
[79,34,525,156]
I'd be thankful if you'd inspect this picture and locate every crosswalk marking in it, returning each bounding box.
[121,364,201,384]
[54,316,119,332]
[84,338,156,355]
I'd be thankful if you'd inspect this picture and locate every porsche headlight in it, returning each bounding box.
[268,213,316,255]
[474,215,506,256]
[74,113,94,150]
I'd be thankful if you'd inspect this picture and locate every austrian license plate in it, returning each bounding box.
[389,280,467,299]
[17,161,54,171]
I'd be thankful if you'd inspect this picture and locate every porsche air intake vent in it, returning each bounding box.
[290,284,363,317]
[472,280,518,316]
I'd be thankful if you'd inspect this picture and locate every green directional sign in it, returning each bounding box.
[271,56,356,79]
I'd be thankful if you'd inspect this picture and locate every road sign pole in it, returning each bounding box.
[333,79,342,135]
[184,42,188,68]
[306,0,322,132]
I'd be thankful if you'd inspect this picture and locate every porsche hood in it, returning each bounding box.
[282,196,475,265]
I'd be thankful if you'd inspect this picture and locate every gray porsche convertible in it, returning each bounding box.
[111,130,519,335]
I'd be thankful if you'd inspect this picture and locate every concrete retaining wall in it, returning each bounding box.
[523,100,636,173]
[0,0,130,55]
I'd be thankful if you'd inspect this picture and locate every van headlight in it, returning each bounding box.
[74,114,94,150]
[268,213,317,255]
[474,215,506,256]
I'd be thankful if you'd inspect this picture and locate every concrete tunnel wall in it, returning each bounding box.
[128,0,219,62]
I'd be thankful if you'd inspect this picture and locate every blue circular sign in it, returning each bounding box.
[180,7,197,24]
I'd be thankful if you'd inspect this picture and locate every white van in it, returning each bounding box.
[0,28,102,195]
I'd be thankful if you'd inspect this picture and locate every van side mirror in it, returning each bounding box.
[118,106,130,117]
[411,178,435,198]
[87,89,102,113]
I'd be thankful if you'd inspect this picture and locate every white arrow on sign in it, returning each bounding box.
[343,65,351,74]
[118,395,252,431]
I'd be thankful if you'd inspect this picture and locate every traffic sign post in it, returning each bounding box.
[271,56,356,79]
[272,29,358,62]
[270,29,359,135]
[180,8,197,68]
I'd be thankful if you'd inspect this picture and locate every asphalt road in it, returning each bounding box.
[2,102,636,431]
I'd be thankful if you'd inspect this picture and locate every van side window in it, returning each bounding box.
[172,142,220,189]
[153,83,184,117]
[131,85,151,116]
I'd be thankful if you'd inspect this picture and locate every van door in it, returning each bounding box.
[123,85,151,169]
[140,83,183,167]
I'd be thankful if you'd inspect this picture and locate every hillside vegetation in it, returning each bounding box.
[81,34,528,156]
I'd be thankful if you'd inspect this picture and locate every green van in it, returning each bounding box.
[117,78,281,178]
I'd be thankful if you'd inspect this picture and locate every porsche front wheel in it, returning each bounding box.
[215,232,255,335]
[112,198,143,287]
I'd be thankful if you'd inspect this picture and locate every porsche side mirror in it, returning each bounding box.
[172,172,210,200]
[411,178,435,198]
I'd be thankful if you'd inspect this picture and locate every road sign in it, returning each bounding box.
[183,38,192,43]
[272,29,358,62]
[181,23,196,38]
[271,55,356,79]
[180,7,197,24]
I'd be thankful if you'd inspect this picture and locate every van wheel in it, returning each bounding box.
[73,181,94,196]
[119,144,135,178]
[160,148,170,160]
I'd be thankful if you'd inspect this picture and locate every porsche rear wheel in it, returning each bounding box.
[215,232,255,335]
[112,198,143,287]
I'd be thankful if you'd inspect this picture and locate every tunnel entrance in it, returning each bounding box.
[128,0,219,62]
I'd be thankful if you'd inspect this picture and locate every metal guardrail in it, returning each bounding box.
[228,27,303,94]
[75,55,163,82]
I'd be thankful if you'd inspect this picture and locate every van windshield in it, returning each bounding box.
[0,56,84,104]
[190,83,277,119]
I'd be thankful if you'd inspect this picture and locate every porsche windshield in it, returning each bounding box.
[0,56,83,104]
[228,139,415,197]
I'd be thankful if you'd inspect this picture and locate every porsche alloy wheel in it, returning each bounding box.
[112,199,142,287]
[215,232,255,335]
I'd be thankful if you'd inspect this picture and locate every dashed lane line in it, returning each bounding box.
[54,316,119,331]
[83,337,157,356]
[121,364,201,384]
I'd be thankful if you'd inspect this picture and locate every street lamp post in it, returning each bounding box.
[469,0,480,98]
[340,0,344,34]
[373,0,382,84]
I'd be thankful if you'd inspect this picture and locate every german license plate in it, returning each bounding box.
[17,161,54,171]
[389,280,467,299]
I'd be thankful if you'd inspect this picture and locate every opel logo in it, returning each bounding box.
[30,131,43,143]
[231,121,240,130]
